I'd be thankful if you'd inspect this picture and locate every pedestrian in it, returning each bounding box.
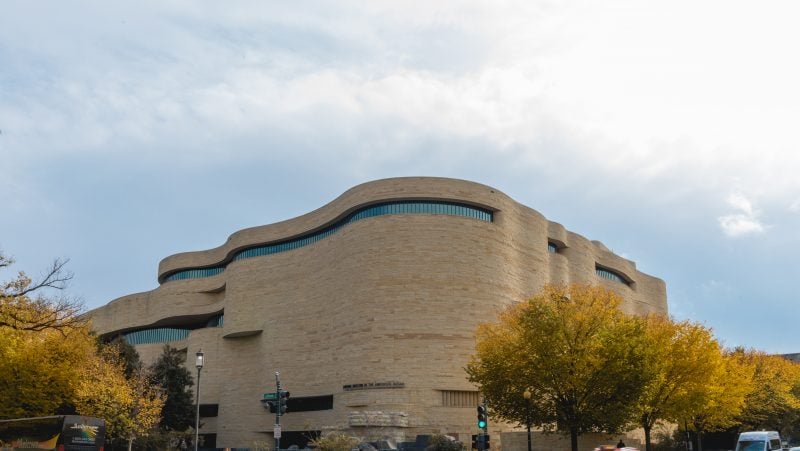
[616,439,626,449]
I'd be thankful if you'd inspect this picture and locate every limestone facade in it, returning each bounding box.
[89,177,667,449]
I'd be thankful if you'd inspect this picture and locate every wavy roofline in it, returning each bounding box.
[157,177,506,281]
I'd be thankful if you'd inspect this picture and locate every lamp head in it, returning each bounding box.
[196,349,204,369]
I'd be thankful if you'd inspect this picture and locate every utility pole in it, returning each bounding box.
[275,372,282,451]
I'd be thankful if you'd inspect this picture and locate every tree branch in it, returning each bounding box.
[1,253,86,333]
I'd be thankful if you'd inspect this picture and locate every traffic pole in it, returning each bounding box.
[275,372,281,451]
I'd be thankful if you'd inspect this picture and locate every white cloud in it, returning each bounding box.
[725,193,754,216]
[4,0,800,354]
[718,194,766,237]
[718,215,765,237]
[3,0,800,209]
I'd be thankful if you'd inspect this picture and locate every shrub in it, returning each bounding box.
[309,431,361,451]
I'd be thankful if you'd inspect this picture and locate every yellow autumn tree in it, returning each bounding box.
[685,350,753,451]
[734,349,800,432]
[0,323,96,418]
[632,315,723,451]
[73,344,164,450]
[466,284,649,451]
[0,250,163,447]
[0,251,96,419]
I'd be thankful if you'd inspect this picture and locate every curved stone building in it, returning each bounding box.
[89,177,667,449]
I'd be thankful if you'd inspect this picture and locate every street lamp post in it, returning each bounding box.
[195,350,204,451]
[523,389,532,451]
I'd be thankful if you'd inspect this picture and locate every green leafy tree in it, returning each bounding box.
[633,315,723,451]
[106,335,143,378]
[466,284,649,451]
[150,345,195,432]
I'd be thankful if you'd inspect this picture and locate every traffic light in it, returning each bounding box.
[262,390,290,414]
[279,390,290,414]
[477,405,487,429]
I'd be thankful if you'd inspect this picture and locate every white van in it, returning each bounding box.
[735,431,782,451]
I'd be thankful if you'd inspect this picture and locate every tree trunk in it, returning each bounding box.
[127,437,133,451]
[644,423,652,451]
[570,427,579,451]
[697,431,703,451]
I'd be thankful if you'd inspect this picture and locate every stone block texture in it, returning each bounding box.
[88,177,667,449]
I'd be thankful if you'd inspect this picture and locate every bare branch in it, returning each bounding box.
[1,253,86,333]
[10,258,73,297]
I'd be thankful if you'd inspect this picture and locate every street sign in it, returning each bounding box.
[274,425,282,438]
[264,393,278,400]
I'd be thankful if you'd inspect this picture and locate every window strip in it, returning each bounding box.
[596,266,629,285]
[164,200,493,283]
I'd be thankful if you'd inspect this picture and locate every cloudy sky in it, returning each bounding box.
[2,1,799,354]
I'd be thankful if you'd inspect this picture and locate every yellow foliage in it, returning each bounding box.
[733,349,800,430]
[73,345,164,442]
[635,316,723,426]
[0,324,96,418]
[468,283,649,449]
[0,322,163,443]
[689,350,752,432]
[0,252,163,441]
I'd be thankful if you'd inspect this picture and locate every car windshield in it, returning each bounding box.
[736,440,766,451]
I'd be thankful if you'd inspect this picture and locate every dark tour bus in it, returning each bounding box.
[0,415,106,451]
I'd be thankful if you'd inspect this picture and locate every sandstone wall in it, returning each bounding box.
[88,177,667,449]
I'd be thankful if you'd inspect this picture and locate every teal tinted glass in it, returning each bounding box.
[596,267,628,285]
[207,314,224,327]
[123,328,190,345]
[164,200,492,283]
[164,267,224,282]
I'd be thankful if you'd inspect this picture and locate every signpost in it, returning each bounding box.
[270,373,290,450]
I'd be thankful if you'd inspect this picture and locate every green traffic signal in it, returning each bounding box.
[477,405,487,429]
